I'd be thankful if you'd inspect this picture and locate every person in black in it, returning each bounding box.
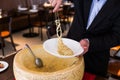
[49,0,120,80]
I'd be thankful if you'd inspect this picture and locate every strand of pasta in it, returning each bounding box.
[55,12,62,38]
[54,12,73,56]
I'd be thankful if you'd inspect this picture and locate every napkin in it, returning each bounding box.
[82,72,96,80]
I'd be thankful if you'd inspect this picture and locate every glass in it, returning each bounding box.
[32,5,38,10]
[0,9,2,15]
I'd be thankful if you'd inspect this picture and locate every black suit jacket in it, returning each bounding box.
[67,0,120,76]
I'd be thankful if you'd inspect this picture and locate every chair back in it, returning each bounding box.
[38,9,54,24]
[0,17,12,34]
[62,5,71,16]
[0,16,16,56]
[46,22,56,39]
[46,22,64,39]
[0,17,10,24]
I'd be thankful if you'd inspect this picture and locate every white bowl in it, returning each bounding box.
[43,38,84,58]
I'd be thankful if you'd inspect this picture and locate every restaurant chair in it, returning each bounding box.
[33,9,54,40]
[46,22,56,39]
[0,17,16,56]
[46,22,65,39]
[107,46,120,79]
[59,5,71,29]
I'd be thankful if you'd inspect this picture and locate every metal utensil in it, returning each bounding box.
[25,44,43,68]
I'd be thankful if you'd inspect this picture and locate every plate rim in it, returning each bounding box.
[0,61,9,72]
[18,7,28,11]
[43,38,84,58]
[29,9,38,12]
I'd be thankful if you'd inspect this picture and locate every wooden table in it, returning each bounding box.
[0,54,15,80]
[17,10,39,38]
[108,60,120,77]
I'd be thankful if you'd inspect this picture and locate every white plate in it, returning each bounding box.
[0,61,9,72]
[43,3,52,7]
[29,9,38,13]
[18,7,28,11]
[63,3,72,6]
[43,38,84,58]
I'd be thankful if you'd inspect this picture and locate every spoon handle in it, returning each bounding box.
[25,44,36,58]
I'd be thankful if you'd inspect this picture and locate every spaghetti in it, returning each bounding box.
[55,12,73,56]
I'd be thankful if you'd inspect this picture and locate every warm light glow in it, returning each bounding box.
[0,15,2,18]
[111,46,120,50]
[43,2,52,7]
[118,70,120,76]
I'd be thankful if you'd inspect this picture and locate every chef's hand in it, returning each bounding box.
[49,0,62,12]
[79,39,89,56]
